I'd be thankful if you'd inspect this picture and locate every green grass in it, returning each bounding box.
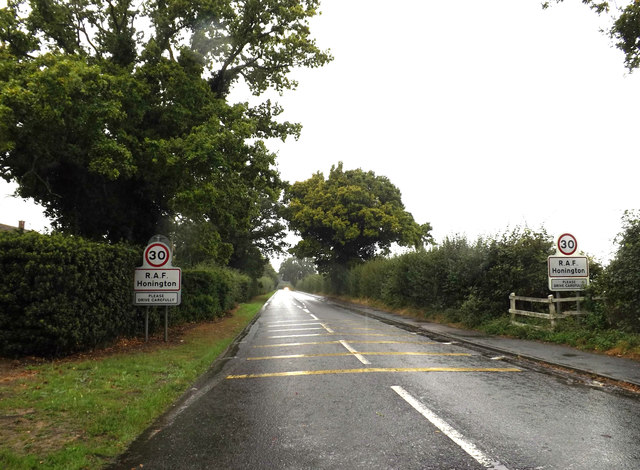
[340,295,640,360]
[0,293,271,470]
[479,316,640,355]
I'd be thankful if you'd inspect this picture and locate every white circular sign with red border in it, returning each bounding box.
[557,233,578,256]
[144,242,171,267]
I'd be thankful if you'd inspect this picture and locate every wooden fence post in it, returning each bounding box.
[510,293,516,324]
[548,294,556,329]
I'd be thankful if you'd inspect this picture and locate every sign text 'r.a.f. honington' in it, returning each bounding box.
[547,257,589,278]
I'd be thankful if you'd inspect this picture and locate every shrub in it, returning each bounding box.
[297,273,330,293]
[598,211,640,332]
[176,265,253,321]
[0,231,140,357]
[0,232,260,357]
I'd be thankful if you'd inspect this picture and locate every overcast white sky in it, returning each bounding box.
[1,0,638,265]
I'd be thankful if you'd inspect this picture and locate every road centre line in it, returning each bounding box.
[319,323,334,333]
[253,340,441,348]
[339,340,370,365]
[391,386,510,469]
[226,367,521,380]
[247,352,472,360]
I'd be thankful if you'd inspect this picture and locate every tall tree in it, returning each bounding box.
[279,256,316,285]
[283,162,432,283]
[0,0,331,262]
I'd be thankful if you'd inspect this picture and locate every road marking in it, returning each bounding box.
[253,340,440,348]
[319,323,335,333]
[391,386,510,469]
[338,340,371,365]
[269,333,410,339]
[264,318,312,323]
[247,352,472,360]
[226,367,521,379]
[309,314,319,320]
[268,327,324,332]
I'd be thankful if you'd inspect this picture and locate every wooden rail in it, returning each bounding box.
[509,292,587,330]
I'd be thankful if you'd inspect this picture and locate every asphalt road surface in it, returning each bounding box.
[112,289,640,469]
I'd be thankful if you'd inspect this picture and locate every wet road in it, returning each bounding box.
[112,290,640,469]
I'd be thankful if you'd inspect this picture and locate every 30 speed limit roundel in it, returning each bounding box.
[145,243,171,267]
[557,233,577,256]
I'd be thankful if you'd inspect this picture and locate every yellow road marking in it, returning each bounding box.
[226,367,521,379]
[266,320,320,324]
[268,327,324,332]
[253,340,439,348]
[247,352,472,360]
[269,333,411,339]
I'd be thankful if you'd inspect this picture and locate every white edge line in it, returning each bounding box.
[309,313,319,320]
[391,386,508,469]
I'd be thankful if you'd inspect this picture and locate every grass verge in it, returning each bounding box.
[0,293,271,470]
[334,295,640,360]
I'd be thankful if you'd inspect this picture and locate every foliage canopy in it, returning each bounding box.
[0,0,331,269]
[283,162,432,275]
[278,256,316,285]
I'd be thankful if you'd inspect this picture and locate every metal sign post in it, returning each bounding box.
[165,306,169,342]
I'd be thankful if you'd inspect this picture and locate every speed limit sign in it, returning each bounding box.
[144,242,171,267]
[557,233,578,256]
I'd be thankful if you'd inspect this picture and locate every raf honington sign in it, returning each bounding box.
[134,269,181,290]
[547,256,588,277]
[134,236,182,305]
[547,256,589,291]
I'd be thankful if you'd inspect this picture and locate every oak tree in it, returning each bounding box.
[0,1,331,268]
[284,162,432,282]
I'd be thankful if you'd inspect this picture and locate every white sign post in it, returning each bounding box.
[134,235,182,341]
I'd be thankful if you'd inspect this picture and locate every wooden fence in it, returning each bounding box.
[509,292,588,330]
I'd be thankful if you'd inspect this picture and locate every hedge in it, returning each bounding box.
[299,229,563,326]
[0,231,264,357]
[176,267,253,322]
[0,231,140,357]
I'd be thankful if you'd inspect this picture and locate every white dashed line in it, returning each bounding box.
[339,340,371,365]
[391,386,509,470]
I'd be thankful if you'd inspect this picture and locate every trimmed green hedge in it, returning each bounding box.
[0,231,140,357]
[300,229,562,326]
[176,267,253,321]
[0,231,264,357]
